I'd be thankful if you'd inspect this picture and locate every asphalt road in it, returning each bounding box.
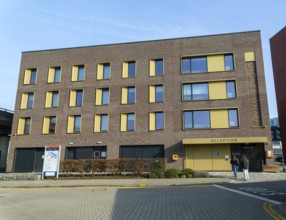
[0,185,285,220]
[217,180,286,203]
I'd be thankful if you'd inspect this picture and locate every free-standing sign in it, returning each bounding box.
[42,145,61,179]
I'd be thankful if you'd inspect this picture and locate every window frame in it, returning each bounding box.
[155,112,164,130]
[127,113,135,131]
[127,86,136,104]
[155,59,163,76]
[182,83,209,101]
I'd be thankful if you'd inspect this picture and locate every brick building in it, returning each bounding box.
[7,31,273,172]
[270,26,286,162]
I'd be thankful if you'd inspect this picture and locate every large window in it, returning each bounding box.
[183,83,208,101]
[72,65,85,81]
[66,147,107,160]
[182,53,234,74]
[67,115,81,133]
[121,113,135,131]
[183,110,210,129]
[183,109,239,129]
[96,88,109,105]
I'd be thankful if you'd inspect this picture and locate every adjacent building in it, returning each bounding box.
[270,117,282,161]
[0,108,13,172]
[7,31,273,173]
[270,26,286,162]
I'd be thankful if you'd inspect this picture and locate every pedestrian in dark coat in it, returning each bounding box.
[230,154,239,178]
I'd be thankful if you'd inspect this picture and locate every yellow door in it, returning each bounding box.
[212,145,231,171]
[193,145,212,170]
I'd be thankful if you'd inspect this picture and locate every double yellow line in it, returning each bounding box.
[263,203,286,220]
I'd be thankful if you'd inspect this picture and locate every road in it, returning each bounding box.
[0,184,285,220]
[217,180,286,203]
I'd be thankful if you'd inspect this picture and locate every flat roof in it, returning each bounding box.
[23,30,260,54]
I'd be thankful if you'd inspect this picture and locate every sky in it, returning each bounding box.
[0,0,285,118]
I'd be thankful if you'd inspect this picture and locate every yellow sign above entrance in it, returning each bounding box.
[182,137,268,145]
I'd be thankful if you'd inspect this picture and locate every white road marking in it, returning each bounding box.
[213,184,282,205]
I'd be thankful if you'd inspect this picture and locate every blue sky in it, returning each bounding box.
[0,0,285,118]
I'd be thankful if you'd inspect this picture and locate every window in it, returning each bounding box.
[121,86,135,104]
[42,116,56,134]
[182,53,234,74]
[182,57,207,74]
[95,88,109,105]
[182,83,208,101]
[71,65,85,81]
[228,109,239,127]
[150,85,164,103]
[183,110,210,129]
[48,67,61,83]
[24,68,37,85]
[122,61,136,78]
[150,59,163,76]
[224,54,234,71]
[45,91,59,108]
[226,81,236,98]
[149,112,164,131]
[97,63,110,80]
[121,113,135,131]
[66,147,107,159]
[94,114,108,132]
[17,117,31,135]
[21,92,34,109]
[67,115,81,133]
[69,89,83,107]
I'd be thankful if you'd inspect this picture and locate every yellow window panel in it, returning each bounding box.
[210,110,229,128]
[207,55,225,72]
[209,81,227,100]
[149,112,155,131]
[245,52,255,61]
[17,118,25,134]
[94,115,101,132]
[67,116,74,133]
[149,86,155,103]
[121,87,128,104]
[20,93,28,109]
[122,62,128,78]
[48,68,55,83]
[24,69,31,84]
[42,117,50,134]
[150,60,155,76]
[71,66,78,81]
[121,114,127,131]
[45,92,52,108]
[97,64,103,80]
[69,90,76,107]
[95,89,103,105]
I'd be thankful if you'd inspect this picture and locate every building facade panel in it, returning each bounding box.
[7,31,273,172]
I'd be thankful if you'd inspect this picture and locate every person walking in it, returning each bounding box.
[230,154,240,178]
[242,155,250,181]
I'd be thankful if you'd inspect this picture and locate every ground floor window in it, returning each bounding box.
[66,146,107,159]
[120,145,164,158]
[13,148,44,172]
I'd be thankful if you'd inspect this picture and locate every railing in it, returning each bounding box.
[0,108,14,114]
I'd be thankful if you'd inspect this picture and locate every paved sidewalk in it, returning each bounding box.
[1,172,286,188]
